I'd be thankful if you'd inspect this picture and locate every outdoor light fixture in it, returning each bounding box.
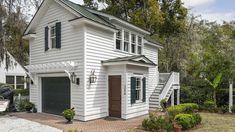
[89,70,97,84]
[70,72,77,84]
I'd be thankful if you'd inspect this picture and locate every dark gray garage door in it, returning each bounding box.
[42,77,70,115]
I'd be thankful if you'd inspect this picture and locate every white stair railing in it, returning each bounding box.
[159,72,180,101]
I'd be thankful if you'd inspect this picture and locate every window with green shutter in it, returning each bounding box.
[131,76,146,104]
[45,22,61,51]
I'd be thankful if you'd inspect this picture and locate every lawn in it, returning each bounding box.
[194,112,235,132]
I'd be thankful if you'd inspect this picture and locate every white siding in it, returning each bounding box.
[29,1,85,120]
[84,25,134,120]
[144,45,159,95]
[0,54,27,88]
[124,65,149,119]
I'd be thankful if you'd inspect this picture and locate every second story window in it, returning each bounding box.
[50,25,56,49]
[138,36,142,54]
[131,34,136,53]
[124,31,129,52]
[116,30,122,50]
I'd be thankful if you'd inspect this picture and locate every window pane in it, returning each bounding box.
[50,26,56,37]
[136,90,140,100]
[138,36,142,45]
[131,34,136,43]
[131,44,135,53]
[124,42,129,52]
[51,38,56,48]
[138,46,142,54]
[116,30,122,39]
[116,39,121,50]
[124,31,129,42]
[6,76,14,84]
[16,76,24,84]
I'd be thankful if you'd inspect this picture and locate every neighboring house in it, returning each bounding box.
[23,0,180,121]
[0,52,28,89]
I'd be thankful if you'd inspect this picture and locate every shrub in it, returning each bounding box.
[142,113,173,131]
[203,100,216,112]
[13,89,29,96]
[160,98,168,112]
[62,108,75,122]
[174,114,194,129]
[192,113,202,125]
[167,103,199,118]
[231,106,235,113]
[220,105,228,113]
[24,101,35,112]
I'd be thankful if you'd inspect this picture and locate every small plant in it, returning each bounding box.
[160,98,168,112]
[142,113,173,131]
[24,101,35,112]
[231,105,235,113]
[167,103,199,118]
[174,113,202,130]
[62,108,75,123]
[203,100,216,112]
[220,105,228,113]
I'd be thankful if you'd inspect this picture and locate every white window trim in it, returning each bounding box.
[115,29,122,50]
[49,24,56,49]
[136,77,143,102]
[5,75,26,89]
[115,28,143,55]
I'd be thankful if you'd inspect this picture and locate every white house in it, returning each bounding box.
[0,52,28,89]
[23,0,180,121]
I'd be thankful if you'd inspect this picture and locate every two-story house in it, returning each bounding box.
[23,0,180,121]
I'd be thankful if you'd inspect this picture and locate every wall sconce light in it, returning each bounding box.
[89,70,97,84]
[70,72,77,84]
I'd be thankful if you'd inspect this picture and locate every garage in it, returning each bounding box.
[42,77,71,115]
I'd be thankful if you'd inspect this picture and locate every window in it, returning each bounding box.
[131,34,136,53]
[50,25,56,49]
[138,36,142,54]
[116,30,122,50]
[124,31,129,52]
[136,77,142,100]
[6,75,25,89]
[6,76,14,88]
[16,76,25,89]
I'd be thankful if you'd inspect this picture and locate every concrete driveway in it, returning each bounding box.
[0,115,62,132]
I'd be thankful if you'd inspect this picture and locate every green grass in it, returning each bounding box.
[194,112,235,132]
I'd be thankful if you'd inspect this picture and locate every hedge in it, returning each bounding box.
[167,103,199,118]
[174,113,202,130]
[13,89,29,96]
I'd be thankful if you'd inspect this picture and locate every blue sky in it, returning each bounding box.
[70,0,235,23]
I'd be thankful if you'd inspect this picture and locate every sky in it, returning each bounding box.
[70,0,235,23]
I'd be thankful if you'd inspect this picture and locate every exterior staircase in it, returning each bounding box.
[149,72,180,111]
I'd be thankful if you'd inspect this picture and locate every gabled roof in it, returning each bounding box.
[59,0,115,28]
[102,55,156,67]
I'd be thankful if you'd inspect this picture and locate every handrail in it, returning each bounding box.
[159,72,173,93]
[159,72,179,101]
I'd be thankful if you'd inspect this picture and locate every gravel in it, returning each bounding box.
[0,115,62,132]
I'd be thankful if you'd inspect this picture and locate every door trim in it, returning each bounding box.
[108,75,122,118]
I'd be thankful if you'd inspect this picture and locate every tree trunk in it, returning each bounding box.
[213,90,217,108]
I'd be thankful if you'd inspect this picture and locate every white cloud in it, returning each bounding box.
[199,11,235,23]
[182,0,216,7]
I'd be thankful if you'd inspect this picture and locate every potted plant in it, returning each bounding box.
[173,122,182,132]
[62,108,75,123]
[24,101,34,112]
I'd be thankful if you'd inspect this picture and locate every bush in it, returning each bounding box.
[160,98,168,112]
[231,106,235,113]
[62,108,75,122]
[167,103,199,118]
[24,101,35,112]
[203,100,216,112]
[13,89,29,96]
[174,114,194,129]
[192,113,202,125]
[142,113,173,131]
[220,105,228,113]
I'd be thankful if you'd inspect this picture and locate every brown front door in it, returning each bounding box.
[109,75,121,118]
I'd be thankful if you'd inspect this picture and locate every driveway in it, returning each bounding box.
[10,112,147,132]
[0,115,62,132]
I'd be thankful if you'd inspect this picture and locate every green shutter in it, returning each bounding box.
[56,22,61,48]
[142,77,146,102]
[131,77,136,104]
[45,26,49,51]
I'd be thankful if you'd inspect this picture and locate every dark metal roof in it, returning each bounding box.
[102,55,156,66]
[60,0,115,28]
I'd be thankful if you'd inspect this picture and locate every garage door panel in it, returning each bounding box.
[42,77,70,115]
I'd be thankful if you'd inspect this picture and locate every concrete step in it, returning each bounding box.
[149,98,159,102]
